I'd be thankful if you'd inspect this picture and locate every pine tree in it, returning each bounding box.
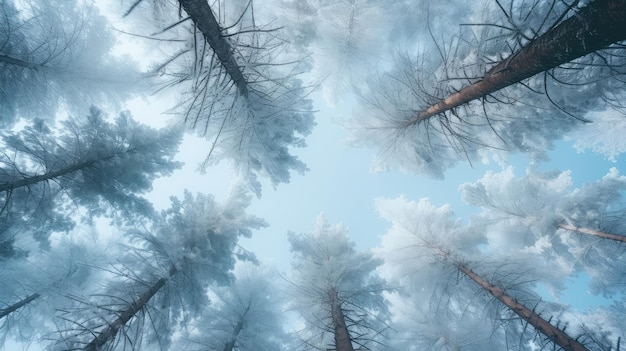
[0,107,182,253]
[376,196,619,351]
[122,0,315,194]
[51,186,266,350]
[287,215,390,351]
[350,0,626,177]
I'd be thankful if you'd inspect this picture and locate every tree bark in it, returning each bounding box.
[82,266,177,351]
[404,0,626,126]
[177,0,249,98]
[222,300,252,351]
[328,287,355,351]
[558,223,626,244]
[0,293,41,319]
[457,264,589,351]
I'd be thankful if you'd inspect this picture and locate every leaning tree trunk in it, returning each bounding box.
[558,223,626,244]
[404,0,626,126]
[0,54,41,70]
[0,159,101,193]
[82,267,177,351]
[222,300,252,351]
[457,264,589,351]
[0,293,40,319]
[177,0,249,98]
[328,287,355,351]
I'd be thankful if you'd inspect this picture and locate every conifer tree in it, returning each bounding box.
[122,0,315,194]
[0,107,182,255]
[287,216,390,351]
[52,187,266,350]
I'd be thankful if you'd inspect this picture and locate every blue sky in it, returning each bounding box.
[215,91,624,313]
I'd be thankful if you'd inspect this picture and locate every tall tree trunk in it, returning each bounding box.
[404,0,626,126]
[222,300,252,351]
[457,264,589,351]
[328,287,355,351]
[558,223,626,243]
[177,0,249,98]
[82,267,177,351]
[0,293,40,319]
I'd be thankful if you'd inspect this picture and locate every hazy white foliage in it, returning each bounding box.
[347,58,473,178]
[567,109,626,162]
[460,167,626,298]
[460,167,626,249]
[287,215,390,350]
[137,185,267,301]
[375,197,482,277]
[173,263,292,350]
[0,0,142,126]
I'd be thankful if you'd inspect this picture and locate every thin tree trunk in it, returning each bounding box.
[0,293,40,319]
[0,54,40,70]
[0,145,134,193]
[82,266,177,351]
[558,223,626,244]
[328,287,355,351]
[222,300,252,351]
[404,0,626,126]
[0,159,100,193]
[457,264,589,351]
[177,0,249,98]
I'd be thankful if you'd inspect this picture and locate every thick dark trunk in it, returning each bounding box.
[457,264,589,351]
[222,300,251,351]
[405,0,626,126]
[0,293,41,319]
[559,223,626,243]
[329,287,355,351]
[177,0,249,98]
[83,266,177,351]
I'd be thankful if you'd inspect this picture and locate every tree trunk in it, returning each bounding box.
[328,287,355,351]
[0,145,134,193]
[0,293,40,319]
[558,223,626,243]
[177,0,249,98]
[457,264,589,351]
[222,300,252,351]
[0,159,100,193]
[404,0,626,126]
[0,54,40,70]
[82,266,177,351]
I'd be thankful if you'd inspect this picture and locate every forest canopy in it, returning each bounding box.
[1,0,625,350]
